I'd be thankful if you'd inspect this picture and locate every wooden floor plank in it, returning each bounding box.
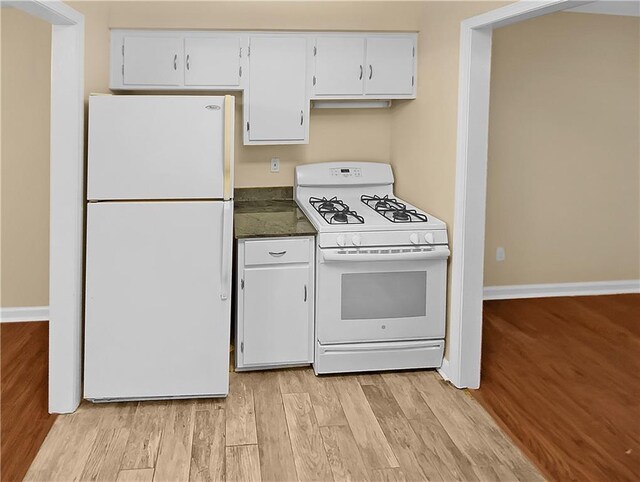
[361,383,440,482]
[252,371,298,482]
[189,406,226,482]
[320,424,372,482]
[304,373,348,427]
[226,373,258,446]
[116,468,155,482]
[282,392,333,482]
[121,401,169,470]
[370,467,407,482]
[225,445,261,482]
[153,401,195,482]
[475,295,640,482]
[1,321,56,482]
[332,377,399,470]
[383,371,479,481]
[278,368,311,395]
[26,415,99,482]
[80,428,131,482]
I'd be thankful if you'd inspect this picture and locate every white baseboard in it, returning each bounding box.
[437,357,451,381]
[483,280,640,300]
[0,306,49,323]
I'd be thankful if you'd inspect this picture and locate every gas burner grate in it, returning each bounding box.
[309,196,364,224]
[361,194,428,223]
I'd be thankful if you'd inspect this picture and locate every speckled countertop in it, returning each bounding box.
[234,187,316,239]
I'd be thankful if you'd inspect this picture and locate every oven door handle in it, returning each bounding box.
[320,246,450,263]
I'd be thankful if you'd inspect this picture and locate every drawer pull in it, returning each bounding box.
[268,250,286,257]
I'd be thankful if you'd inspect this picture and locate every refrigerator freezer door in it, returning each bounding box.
[88,95,226,200]
[84,201,232,400]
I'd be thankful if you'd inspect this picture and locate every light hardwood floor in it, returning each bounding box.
[25,368,541,482]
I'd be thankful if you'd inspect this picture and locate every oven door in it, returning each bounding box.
[316,245,449,344]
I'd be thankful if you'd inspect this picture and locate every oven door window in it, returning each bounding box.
[341,271,427,320]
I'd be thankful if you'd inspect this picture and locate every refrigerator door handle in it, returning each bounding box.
[220,201,233,300]
[223,95,234,201]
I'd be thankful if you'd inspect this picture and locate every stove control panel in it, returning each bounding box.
[331,167,362,178]
[318,230,449,249]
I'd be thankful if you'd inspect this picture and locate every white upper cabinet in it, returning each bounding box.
[311,35,416,99]
[314,37,365,96]
[123,36,183,86]
[246,36,308,144]
[109,30,417,145]
[364,37,415,96]
[184,37,242,87]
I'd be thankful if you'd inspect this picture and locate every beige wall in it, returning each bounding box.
[3,2,637,310]
[483,12,640,286]
[1,9,51,307]
[390,1,504,226]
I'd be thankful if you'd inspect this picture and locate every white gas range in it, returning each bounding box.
[294,162,450,375]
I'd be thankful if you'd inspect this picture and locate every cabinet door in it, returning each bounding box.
[123,36,183,86]
[314,37,365,96]
[185,37,241,87]
[364,37,414,96]
[248,36,307,142]
[242,265,311,366]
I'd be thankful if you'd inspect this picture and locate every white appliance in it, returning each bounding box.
[84,95,234,401]
[294,162,450,374]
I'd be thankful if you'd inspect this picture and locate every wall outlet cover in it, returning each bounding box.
[496,247,506,262]
[271,157,280,173]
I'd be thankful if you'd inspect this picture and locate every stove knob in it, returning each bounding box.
[409,233,420,245]
[424,232,435,244]
[351,234,361,246]
[337,235,346,247]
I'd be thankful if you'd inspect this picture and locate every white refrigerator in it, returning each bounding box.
[84,95,234,401]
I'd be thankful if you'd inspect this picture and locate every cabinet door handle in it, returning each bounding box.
[359,65,363,80]
[369,65,373,80]
[173,54,178,70]
[186,54,190,70]
[268,251,286,257]
[300,110,304,126]
[304,285,307,302]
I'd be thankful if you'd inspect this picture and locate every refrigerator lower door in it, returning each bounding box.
[84,201,232,401]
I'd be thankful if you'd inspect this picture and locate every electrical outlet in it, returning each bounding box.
[270,157,280,173]
[496,247,506,262]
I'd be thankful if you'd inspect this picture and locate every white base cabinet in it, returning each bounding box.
[235,237,315,370]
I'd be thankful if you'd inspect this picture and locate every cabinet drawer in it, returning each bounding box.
[244,238,310,266]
